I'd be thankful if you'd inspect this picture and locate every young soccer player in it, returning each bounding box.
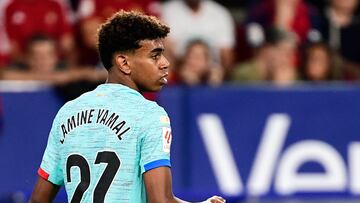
[29,10,225,203]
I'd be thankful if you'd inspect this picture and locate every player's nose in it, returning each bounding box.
[159,56,170,70]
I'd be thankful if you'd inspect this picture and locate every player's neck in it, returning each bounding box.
[106,70,140,93]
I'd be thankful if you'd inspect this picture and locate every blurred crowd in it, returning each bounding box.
[1,0,360,102]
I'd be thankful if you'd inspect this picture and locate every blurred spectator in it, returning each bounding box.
[246,0,320,46]
[4,0,75,64]
[231,43,273,82]
[232,28,299,85]
[177,39,223,86]
[1,35,107,101]
[161,0,235,79]
[2,35,65,82]
[319,0,359,49]
[267,28,299,86]
[317,0,360,64]
[300,42,340,81]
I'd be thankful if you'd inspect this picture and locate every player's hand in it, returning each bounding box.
[203,195,226,203]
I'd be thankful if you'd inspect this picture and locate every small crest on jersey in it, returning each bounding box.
[96,93,105,97]
[160,115,170,124]
[162,127,172,153]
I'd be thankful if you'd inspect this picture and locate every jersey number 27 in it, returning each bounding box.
[66,151,120,203]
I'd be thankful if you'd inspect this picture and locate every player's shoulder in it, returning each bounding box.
[143,98,167,115]
[138,99,170,129]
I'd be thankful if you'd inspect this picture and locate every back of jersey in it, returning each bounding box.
[38,84,172,203]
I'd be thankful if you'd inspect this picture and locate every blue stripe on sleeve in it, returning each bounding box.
[144,159,171,172]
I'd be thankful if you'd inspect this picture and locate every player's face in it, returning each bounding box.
[128,39,170,92]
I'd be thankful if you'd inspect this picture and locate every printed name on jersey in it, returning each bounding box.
[60,109,130,143]
[162,127,172,153]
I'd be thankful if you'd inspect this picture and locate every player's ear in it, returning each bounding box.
[114,54,131,75]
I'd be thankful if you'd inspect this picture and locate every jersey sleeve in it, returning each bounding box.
[139,104,172,174]
[38,111,64,186]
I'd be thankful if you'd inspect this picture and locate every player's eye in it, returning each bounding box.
[151,53,161,60]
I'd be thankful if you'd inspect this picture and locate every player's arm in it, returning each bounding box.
[144,166,225,203]
[141,106,225,203]
[30,110,64,203]
[29,177,60,203]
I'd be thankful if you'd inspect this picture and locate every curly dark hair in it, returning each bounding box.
[97,10,170,70]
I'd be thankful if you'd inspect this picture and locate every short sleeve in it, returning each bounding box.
[38,112,64,186]
[139,105,172,174]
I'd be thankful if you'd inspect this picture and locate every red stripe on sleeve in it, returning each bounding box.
[38,168,50,180]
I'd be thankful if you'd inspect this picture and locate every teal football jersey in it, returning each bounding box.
[38,84,172,203]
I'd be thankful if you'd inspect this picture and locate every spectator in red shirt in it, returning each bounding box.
[246,0,320,45]
[4,0,74,64]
